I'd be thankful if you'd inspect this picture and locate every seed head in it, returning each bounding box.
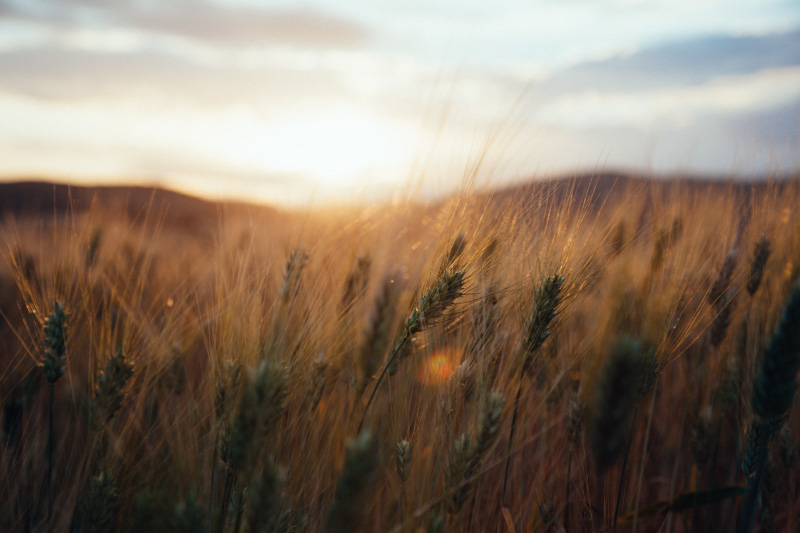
[589,338,642,470]
[41,301,67,383]
[395,439,412,484]
[90,347,134,431]
[752,281,800,421]
[747,237,771,296]
[522,275,564,375]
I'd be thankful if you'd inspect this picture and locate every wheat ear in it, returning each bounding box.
[90,347,134,432]
[244,457,285,533]
[359,269,464,430]
[41,301,67,519]
[746,237,771,296]
[738,281,800,533]
[502,274,564,505]
[357,273,402,396]
[77,470,119,533]
[326,431,379,532]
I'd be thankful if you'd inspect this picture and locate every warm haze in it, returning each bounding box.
[0,0,798,206]
[3,3,800,532]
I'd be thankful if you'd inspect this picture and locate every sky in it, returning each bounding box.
[0,0,798,207]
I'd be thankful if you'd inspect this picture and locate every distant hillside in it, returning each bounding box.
[1,172,796,226]
[484,171,796,214]
[0,181,280,230]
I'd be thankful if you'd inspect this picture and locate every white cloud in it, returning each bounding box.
[539,67,800,130]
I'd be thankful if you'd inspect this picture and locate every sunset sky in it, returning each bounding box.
[0,0,798,206]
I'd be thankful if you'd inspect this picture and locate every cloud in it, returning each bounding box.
[125,4,370,48]
[0,0,371,48]
[0,46,354,109]
[545,29,800,92]
[537,67,800,129]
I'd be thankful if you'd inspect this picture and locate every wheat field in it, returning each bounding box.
[1,175,799,532]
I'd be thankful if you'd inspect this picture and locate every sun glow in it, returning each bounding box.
[217,107,414,190]
[417,347,462,387]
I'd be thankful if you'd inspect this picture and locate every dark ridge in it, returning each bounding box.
[485,171,797,214]
[1,172,797,224]
[0,180,280,229]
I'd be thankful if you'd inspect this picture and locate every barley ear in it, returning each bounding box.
[588,338,641,470]
[746,237,771,296]
[326,430,379,532]
[440,232,467,274]
[358,274,401,394]
[566,386,584,447]
[244,457,285,533]
[230,361,288,471]
[710,289,737,348]
[708,250,737,305]
[472,390,504,470]
[90,347,134,431]
[739,281,800,533]
[41,301,67,383]
[279,247,308,303]
[395,439,412,484]
[215,360,242,423]
[341,254,372,310]
[522,275,564,375]
[307,351,328,411]
[752,280,800,422]
[468,285,501,360]
[387,269,464,376]
[445,432,476,514]
[78,470,119,533]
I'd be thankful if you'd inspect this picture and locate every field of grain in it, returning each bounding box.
[1,175,799,532]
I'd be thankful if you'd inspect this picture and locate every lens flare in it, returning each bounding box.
[417,347,461,387]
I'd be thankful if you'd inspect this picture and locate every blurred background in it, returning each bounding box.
[0,0,798,206]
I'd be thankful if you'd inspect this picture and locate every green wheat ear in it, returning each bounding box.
[358,273,402,395]
[746,237,771,296]
[739,281,800,533]
[230,361,288,471]
[445,432,476,514]
[472,390,504,470]
[387,268,464,376]
[589,338,642,470]
[395,439,412,484]
[446,390,504,514]
[522,274,564,375]
[752,280,800,421]
[326,430,379,532]
[78,470,119,533]
[90,347,134,431]
[41,301,67,383]
[280,247,308,303]
[244,456,285,533]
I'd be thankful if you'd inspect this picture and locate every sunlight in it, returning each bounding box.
[217,107,414,190]
[417,347,462,387]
